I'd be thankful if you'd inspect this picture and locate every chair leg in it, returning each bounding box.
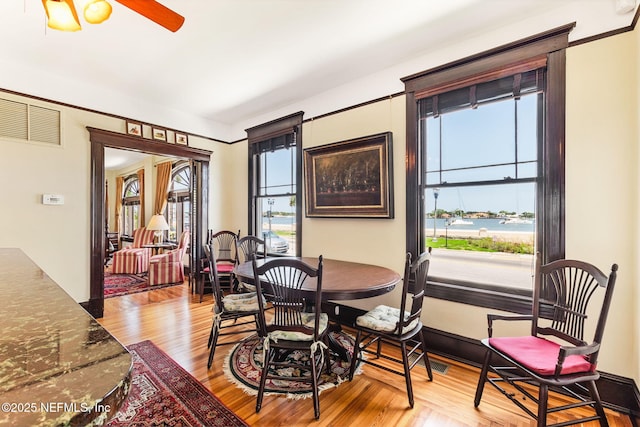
[256,345,271,413]
[207,323,221,369]
[537,384,549,427]
[474,348,492,407]
[400,341,415,408]
[586,380,610,427]
[348,329,362,381]
[419,330,433,381]
[207,323,214,349]
[310,349,321,419]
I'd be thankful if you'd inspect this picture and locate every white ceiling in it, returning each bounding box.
[0,0,637,142]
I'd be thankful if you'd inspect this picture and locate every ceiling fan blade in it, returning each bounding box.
[114,0,185,32]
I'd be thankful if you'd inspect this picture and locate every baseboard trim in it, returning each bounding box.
[324,301,640,417]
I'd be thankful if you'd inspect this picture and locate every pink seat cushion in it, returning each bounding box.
[217,263,234,273]
[489,336,594,376]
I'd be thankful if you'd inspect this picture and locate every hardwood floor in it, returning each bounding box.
[98,283,632,427]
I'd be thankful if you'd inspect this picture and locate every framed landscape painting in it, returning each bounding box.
[304,132,393,218]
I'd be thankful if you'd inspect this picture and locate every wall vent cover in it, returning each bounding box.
[0,98,61,145]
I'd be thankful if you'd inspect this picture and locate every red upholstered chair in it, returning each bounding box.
[149,231,190,286]
[111,227,155,274]
[474,255,618,427]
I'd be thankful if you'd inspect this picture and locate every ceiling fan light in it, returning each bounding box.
[84,0,112,24]
[42,0,82,32]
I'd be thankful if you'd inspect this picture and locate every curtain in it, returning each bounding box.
[115,176,124,236]
[137,168,145,227]
[154,161,173,215]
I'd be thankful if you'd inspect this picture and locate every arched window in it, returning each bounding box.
[166,161,190,242]
[122,175,140,236]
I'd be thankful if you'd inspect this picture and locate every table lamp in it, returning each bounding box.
[147,214,169,243]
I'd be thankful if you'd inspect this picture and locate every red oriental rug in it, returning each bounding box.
[107,340,248,427]
[104,272,180,298]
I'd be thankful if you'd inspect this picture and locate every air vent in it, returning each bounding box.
[0,98,61,145]
[410,353,450,375]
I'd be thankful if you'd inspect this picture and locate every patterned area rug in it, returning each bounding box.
[107,340,248,427]
[104,272,179,298]
[223,331,361,399]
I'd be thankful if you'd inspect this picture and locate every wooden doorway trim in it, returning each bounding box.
[86,127,211,318]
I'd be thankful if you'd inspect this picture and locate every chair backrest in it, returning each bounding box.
[252,256,324,340]
[131,227,155,248]
[532,255,618,361]
[236,235,266,265]
[395,249,432,336]
[210,230,240,264]
[203,244,225,314]
[176,230,190,257]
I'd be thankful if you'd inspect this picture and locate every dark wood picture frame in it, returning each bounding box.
[125,121,142,137]
[175,132,188,145]
[304,132,393,218]
[152,127,167,141]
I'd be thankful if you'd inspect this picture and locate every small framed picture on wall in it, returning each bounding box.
[175,133,188,145]
[152,127,167,141]
[126,121,142,137]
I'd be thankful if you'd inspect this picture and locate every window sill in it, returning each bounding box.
[425,277,533,314]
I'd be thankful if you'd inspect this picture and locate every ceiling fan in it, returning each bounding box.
[41,0,185,32]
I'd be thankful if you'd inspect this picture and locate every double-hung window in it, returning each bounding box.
[403,25,572,312]
[247,112,303,256]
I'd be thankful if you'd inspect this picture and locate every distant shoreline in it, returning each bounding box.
[265,223,533,243]
[431,227,534,243]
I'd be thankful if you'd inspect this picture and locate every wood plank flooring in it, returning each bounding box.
[97,282,632,427]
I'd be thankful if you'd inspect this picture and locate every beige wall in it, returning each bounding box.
[0,26,638,383]
[565,31,638,379]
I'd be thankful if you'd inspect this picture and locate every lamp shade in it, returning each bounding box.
[147,214,170,231]
[42,0,81,32]
[83,0,112,24]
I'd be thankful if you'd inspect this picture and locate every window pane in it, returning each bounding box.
[256,196,295,255]
[440,102,515,171]
[424,183,536,290]
[259,148,295,196]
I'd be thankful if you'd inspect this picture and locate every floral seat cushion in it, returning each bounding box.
[222,292,262,312]
[356,305,419,335]
[268,312,329,342]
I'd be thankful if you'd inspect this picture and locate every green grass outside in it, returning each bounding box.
[428,237,534,254]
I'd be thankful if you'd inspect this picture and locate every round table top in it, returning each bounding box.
[234,256,401,300]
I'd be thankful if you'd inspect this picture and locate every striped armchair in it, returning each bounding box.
[111,227,155,274]
[149,231,190,286]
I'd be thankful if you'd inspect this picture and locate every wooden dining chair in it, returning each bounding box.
[252,256,329,420]
[235,235,266,292]
[198,229,240,302]
[204,244,261,370]
[348,249,433,408]
[474,256,618,427]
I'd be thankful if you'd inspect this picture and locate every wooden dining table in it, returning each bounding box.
[233,256,401,301]
[234,256,401,361]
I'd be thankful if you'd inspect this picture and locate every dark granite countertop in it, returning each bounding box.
[0,249,131,426]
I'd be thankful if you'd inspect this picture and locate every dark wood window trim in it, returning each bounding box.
[402,24,572,313]
[86,127,211,318]
[245,112,304,256]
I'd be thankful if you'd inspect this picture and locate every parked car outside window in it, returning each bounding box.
[262,230,289,254]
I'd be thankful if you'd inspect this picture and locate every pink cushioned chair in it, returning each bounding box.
[111,227,155,274]
[149,231,190,286]
[474,254,618,427]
